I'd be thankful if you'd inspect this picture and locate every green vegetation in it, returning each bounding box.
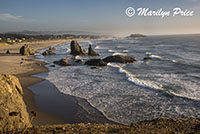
[0,33,103,44]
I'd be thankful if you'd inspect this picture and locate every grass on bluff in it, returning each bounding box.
[0,43,9,47]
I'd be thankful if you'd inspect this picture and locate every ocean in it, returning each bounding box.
[35,34,200,124]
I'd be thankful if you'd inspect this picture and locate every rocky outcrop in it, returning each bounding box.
[53,58,71,66]
[0,74,31,130]
[88,44,99,56]
[6,50,10,54]
[42,50,56,55]
[19,44,34,56]
[85,59,107,66]
[143,57,152,61]
[103,55,136,63]
[70,40,87,55]
[126,34,146,39]
[49,47,56,51]
[75,59,83,63]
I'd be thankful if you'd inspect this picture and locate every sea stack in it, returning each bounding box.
[88,44,99,56]
[19,44,35,56]
[70,40,87,55]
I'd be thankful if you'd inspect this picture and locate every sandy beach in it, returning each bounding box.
[0,39,114,126]
[1,39,200,134]
[0,40,68,125]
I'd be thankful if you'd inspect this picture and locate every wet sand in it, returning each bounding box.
[0,40,69,125]
[0,39,115,125]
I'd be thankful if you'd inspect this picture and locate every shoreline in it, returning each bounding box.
[0,39,116,126]
[0,40,72,125]
[27,42,117,124]
[15,60,67,125]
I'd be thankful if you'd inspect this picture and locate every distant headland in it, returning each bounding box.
[126,34,147,39]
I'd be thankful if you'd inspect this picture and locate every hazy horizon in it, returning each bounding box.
[0,0,200,36]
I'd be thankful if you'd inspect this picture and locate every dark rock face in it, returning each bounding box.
[91,66,100,69]
[88,44,99,56]
[42,50,56,55]
[103,55,136,63]
[75,59,83,63]
[143,57,152,61]
[70,40,87,55]
[19,44,34,56]
[50,65,55,67]
[6,50,10,54]
[53,58,71,66]
[85,59,107,66]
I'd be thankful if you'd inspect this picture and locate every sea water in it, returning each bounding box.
[36,34,200,124]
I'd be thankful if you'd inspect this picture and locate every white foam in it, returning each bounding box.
[112,53,126,56]
[107,63,163,90]
[123,50,129,53]
[108,49,115,53]
[145,52,162,59]
[172,60,177,63]
[95,46,107,50]
[138,73,200,100]
[75,55,82,60]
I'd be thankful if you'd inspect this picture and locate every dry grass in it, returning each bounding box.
[0,43,9,47]
[3,117,200,134]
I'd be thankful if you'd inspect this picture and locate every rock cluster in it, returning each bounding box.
[42,50,56,55]
[85,59,107,66]
[0,74,31,130]
[88,44,99,56]
[19,44,35,56]
[103,55,136,63]
[6,50,10,54]
[53,58,71,66]
[70,40,87,55]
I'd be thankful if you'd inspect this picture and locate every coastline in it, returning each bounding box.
[0,39,116,126]
[0,40,69,125]
[15,60,66,125]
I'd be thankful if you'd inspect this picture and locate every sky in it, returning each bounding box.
[0,0,200,36]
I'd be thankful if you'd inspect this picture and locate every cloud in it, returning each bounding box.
[0,13,35,22]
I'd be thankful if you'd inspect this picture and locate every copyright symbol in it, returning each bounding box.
[125,7,135,17]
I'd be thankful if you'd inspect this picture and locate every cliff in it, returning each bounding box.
[0,74,31,131]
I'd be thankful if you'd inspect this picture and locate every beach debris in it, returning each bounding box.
[70,40,87,55]
[31,111,37,117]
[103,55,136,63]
[6,50,10,54]
[85,59,107,66]
[19,44,35,56]
[42,50,56,55]
[88,44,99,56]
[53,58,71,66]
